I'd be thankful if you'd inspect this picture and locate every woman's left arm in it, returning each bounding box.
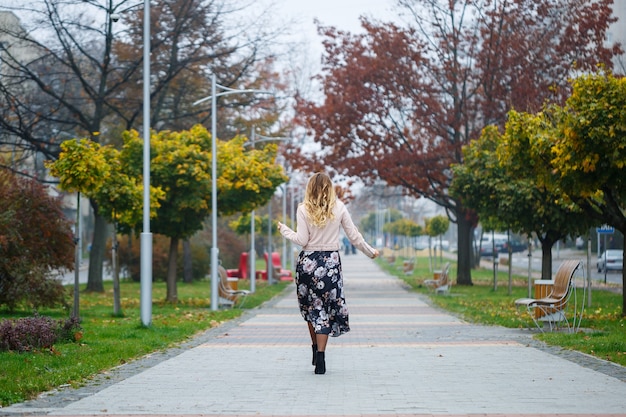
[278,206,310,247]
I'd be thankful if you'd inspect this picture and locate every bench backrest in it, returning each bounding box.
[438,263,450,286]
[263,252,283,268]
[550,260,581,301]
[218,266,237,302]
[270,252,282,268]
[238,252,248,279]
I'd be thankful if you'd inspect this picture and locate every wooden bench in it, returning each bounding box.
[226,252,249,280]
[218,266,250,308]
[514,259,582,332]
[403,259,415,275]
[256,252,293,281]
[423,262,451,294]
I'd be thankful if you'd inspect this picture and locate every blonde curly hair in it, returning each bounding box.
[302,172,336,228]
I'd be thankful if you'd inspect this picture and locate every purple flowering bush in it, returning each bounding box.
[0,314,82,352]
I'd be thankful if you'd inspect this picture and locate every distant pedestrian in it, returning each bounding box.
[278,172,379,374]
[343,236,350,255]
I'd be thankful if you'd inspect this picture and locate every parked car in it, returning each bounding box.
[476,233,508,257]
[596,249,623,273]
[476,233,527,257]
[501,239,528,253]
[413,236,450,251]
[414,236,429,250]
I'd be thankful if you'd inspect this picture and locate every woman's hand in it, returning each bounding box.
[372,249,380,259]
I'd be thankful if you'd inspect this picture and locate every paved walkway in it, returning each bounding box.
[3,253,626,417]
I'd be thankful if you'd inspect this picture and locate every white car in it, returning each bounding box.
[597,249,623,272]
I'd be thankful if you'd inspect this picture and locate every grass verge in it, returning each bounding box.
[0,278,289,406]
[378,255,626,367]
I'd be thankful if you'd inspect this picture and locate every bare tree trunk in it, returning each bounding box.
[541,240,554,281]
[456,215,474,286]
[622,247,626,317]
[538,229,569,281]
[112,226,122,316]
[86,211,107,292]
[166,237,179,303]
[183,238,193,283]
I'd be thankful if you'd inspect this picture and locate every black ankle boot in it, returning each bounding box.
[311,344,318,366]
[315,351,326,374]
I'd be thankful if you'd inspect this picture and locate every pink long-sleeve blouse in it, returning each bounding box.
[278,199,377,259]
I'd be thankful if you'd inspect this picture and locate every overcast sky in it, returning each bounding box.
[272,0,400,65]
[276,0,398,32]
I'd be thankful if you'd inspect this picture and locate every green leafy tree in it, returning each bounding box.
[121,125,287,303]
[451,121,592,279]
[425,215,449,267]
[427,216,449,240]
[384,218,423,256]
[48,139,163,315]
[548,72,626,314]
[383,218,423,241]
[229,213,264,236]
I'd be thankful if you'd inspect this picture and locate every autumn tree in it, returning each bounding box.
[121,125,287,303]
[548,72,626,315]
[229,213,263,236]
[383,217,422,257]
[0,169,74,311]
[293,0,621,285]
[47,138,163,314]
[360,209,404,239]
[0,0,289,293]
[451,121,592,280]
[425,215,449,267]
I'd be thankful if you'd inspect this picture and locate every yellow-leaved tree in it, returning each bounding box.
[121,124,287,303]
[47,139,164,317]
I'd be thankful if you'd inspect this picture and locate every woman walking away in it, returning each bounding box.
[277,172,379,374]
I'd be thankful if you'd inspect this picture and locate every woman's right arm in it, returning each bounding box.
[341,206,378,258]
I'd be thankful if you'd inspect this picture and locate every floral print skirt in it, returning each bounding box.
[295,250,349,337]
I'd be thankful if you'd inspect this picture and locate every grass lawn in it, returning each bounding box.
[377,255,626,367]
[0,278,289,406]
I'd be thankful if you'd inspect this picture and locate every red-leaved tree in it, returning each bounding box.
[0,169,74,311]
[293,0,621,284]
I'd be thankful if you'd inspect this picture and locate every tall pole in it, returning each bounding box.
[245,132,291,280]
[290,185,296,271]
[140,0,152,326]
[73,192,80,318]
[210,73,219,311]
[527,239,532,298]
[193,87,273,304]
[282,184,287,269]
[249,129,256,293]
[267,200,273,284]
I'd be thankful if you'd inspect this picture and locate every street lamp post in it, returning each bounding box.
[248,129,257,293]
[246,132,291,286]
[282,183,287,270]
[140,0,152,327]
[193,76,272,311]
[244,131,291,291]
[108,0,152,326]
